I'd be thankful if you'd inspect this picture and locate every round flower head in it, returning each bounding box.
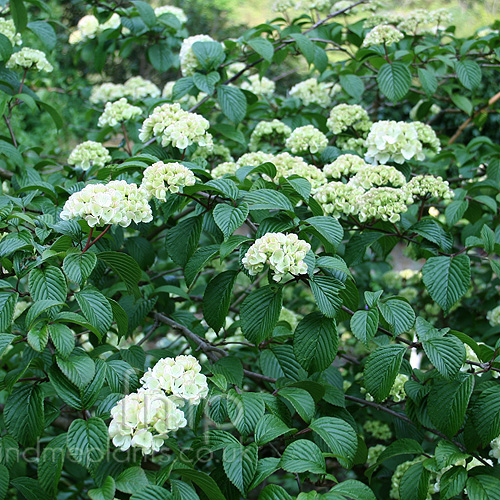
[272,0,297,11]
[357,187,413,223]
[76,15,99,39]
[124,76,161,100]
[413,122,441,154]
[192,144,233,164]
[97,98,142,128]
[109,388,187,455]
[68,141,111,171]
[249,120,292,152]
[237,151,275,168]
[313,181,364,217]
[100,13,121,31]
[154,5,187,24]
[297,0,332,10]
[141,355,209,406]
[6,48,53,72]
[211,161,237,178]
[139,103,212,150]
[487,305,500,327]
[364,120,425,164]
[363,420,392,440]
[141,161,196,200]
[324,154,367,179]
[240,74,276,98]
[350,164,406,189]
[60,181,152,227]
[285,125,328,154]
[90,83,127,104]
[362,24,404,47]
[405,175,453,200]
[242,232,311,282]
[272,152,326,188]
[490,436,500,463]
[327,104,372,135]
[226,62,246,79]
[289,78,340,107]
[366,444,386,467]
[179,34,217,76]
[0,19,21,45]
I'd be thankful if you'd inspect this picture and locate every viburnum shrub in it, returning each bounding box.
[1,0,500,498]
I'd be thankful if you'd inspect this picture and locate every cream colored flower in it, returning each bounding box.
[140,161,196,200]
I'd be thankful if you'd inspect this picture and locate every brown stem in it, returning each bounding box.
[3,114,17,148]
[82,225,111,253]
[82,227,94,253]
[121,122,132,155]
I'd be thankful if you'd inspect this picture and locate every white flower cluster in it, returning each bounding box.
[240,75,276,98]
[69,13,121,44]
[362,24,404,47]
[285,125,328,154]
[324,154,367,179]
[226,62,246,79]
[179,34,219,76]
[358,187,413,223]
[242,232,311,282]
[211,161,238,178]
[98,98,142,128]
[141,355,209,406]
[109,355,207,455]
[279,307,301,330]
[409,101,441,121]
[60,180,153,227]
[123,76,161,101]
[405,175,453,200]
[154,5,187,24]
[313,182,364,217]
[350,164,406,189]
[300,0,332,10]
[67,141,111,171]
[141,161,196,200]
[413,122,441,154]
[90,83,127,104]
[433,457,492,495]
[289,78,341,107]
[271,0,296,12]
[327,104,372,135]
[364,121,425,165]
[139,103,212,150]
[6,48,53,72]
[389,373,408,402]
[490,436,500,463]
[192,144,233,163]
[366,444,386,467]
[0,19,21,45]
[363,420,392,440]
[487,305,500,327]
[249,120,292,152]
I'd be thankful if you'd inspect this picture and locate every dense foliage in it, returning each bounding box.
[1,0,500,499]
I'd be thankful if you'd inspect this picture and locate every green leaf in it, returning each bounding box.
[48,364,82,409]
[174,470,225,500]
[378,298,415,335]
[293,312,338,372]
[422,335,466,378]
[227,389,265,436]
[304,216,344,252]
[255,414,292,445]
[399,462,430,500]
[0,464,8,500]
[0,34,12,62]
[213,203,249,239]
[259,485,293,500]
[309,276,345,318]
[67,417,108,471]
[166,216,202,267]
[471,386,500,446]
[451,94,473,115]
[241,285,283,343]
[4,384,44,446]
[10,0,27,33]
[132,0,156,27]
[247,37,274,62]
[130,486,172,500]
[440,466,467,500]
[193,71,220,94]
[11,478,51,500]
[236,162,277,181]
[280,439,326,474]
[27,21,57,50]
[377,62,412,102]
[27,323,49,351]
[75,288,113,339]
[350,308,378,345]
[170,480,196,500]
[56,350,95,388]
[339,74,364,100]
[422,255,471,312]
[0,292,16,331]
[217,84,247,123]
[364,344,406,402]
[148,43,174,72]
[279,387,315,423]
[0,333,15,358]
[244,189,294,212]
[98,251,142,299]
[63,252,97,286]
[38,434,67,496]
[223,442,258,495]
[184,244,219,287]
[467,476,500,500]
[309,417,357,468]
[290,33,315,65]
[211,356,243,386]
[203,270,238,332]
[192,41,225,70]
[29,266,67,302]
[172,77,195,100]
[116,467,149,494]
[418,68,438,97]
[455,60,482,91]
[89,477,116,500]
[0,140,23,167]
[249,457,281,490]
[428,374,473,438]
[331,480,376,500]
